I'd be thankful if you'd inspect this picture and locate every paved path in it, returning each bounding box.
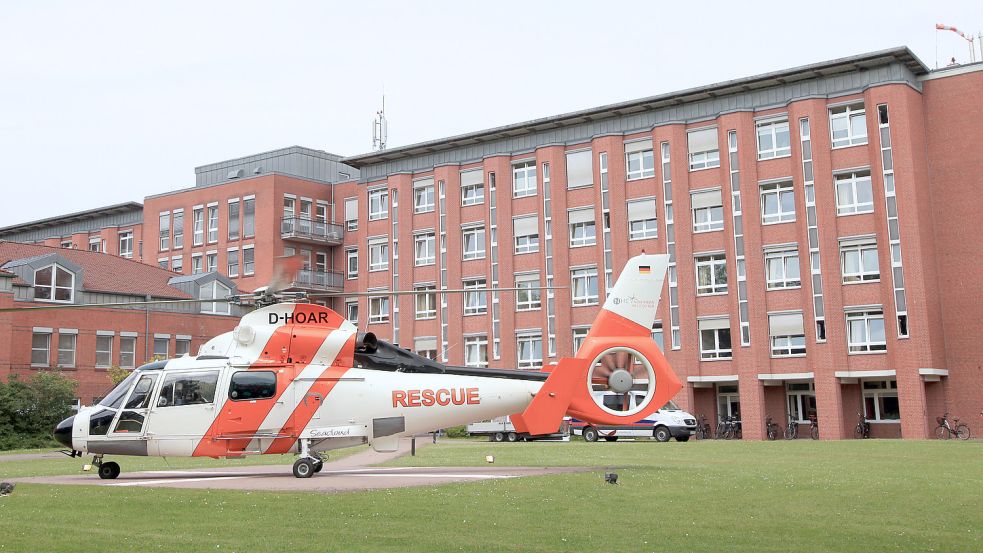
[0,451,66,462]
[12,438,593,493]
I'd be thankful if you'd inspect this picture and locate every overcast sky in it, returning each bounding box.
[1,1,981,227]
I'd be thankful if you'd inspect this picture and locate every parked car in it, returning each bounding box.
[571,394,697,442]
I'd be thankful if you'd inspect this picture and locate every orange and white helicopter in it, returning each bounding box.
[39,254,678,479]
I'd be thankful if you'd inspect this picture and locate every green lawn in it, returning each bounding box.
[0,440,980,552]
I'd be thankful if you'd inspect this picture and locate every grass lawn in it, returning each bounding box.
[0,439,980,552]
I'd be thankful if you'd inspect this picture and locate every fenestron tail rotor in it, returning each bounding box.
[587,347,656,416]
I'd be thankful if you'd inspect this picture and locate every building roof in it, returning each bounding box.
[0,241,190,299]
[0,202,143,236]
[343,47,928,167]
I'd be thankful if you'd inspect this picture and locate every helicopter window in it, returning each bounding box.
[98,372,139,409]
[112,411,146,433]
[124,374,158,410]
[89,409,117,436]
[157,370,220,407]
[229,371,277,401]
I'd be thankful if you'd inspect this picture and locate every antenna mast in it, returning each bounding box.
[372,95,388,151]
[936,23,978,63]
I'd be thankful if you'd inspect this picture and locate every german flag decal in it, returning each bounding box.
[639,265,651,275]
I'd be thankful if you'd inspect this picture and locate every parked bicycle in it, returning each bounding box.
[784,413,799,440]
[934,413,970,440]
[854,411,870,439]
[696,414,713,440]
[808,414,819,440]
[765,416,780,441]
[715,416,741,439]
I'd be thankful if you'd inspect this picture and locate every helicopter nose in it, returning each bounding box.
[54,415,75,448]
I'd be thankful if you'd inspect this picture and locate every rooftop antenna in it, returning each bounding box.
[936,23,978,64]
[372,95,388,151]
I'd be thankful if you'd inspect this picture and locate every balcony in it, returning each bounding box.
[288,269,344,293]
[281,217,343,246]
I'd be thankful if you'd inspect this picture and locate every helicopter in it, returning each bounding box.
[24,253,677,479]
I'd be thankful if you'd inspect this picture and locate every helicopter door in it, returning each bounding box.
[101,372,159,454]
[144,369,222,457]
[216,368,295,455]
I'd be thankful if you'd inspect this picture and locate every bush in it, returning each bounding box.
[0,371,78,450]
[444,425,469,438]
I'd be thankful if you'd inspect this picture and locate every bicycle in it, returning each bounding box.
[729,416,742,440]
[714,416,728,440]
[784,413,799,440]
[765,416,780,441]
[696,414,712,440]
[808,414,819,440]
[934,413,970,440]
[854,412,870,439]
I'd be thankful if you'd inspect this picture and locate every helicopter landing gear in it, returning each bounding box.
[90,455,120,480]
[293,439,324,478]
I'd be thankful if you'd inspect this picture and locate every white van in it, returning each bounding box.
[571,393,697,442]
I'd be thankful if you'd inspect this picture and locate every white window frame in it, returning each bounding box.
[227,199,240,241]
[516,333,543,369]
[786,382,817,424]
[207,204,219,243]
[687,128,721,171]
[462,226,486,260]
[226,248,239,278]
[345,198,359,231]
[414,232,436,266]
[625,148,655,180]
[569,219,597,248]
[95,333,113,368]
[57,332,77,368]
[242,197,255,239]
[572,327,590,355]
[627,198,658,240]
[461,182,485,206]
[368,188,389,221]
[33,264,74,303]
[829,102,867,148]
[513,216,539,254]
[515,273,541,311]
[756,118,792,159]
[512,161,537,198]
[119,335,136,368]
[695,254,728,295]
[692,206,724,233]
[765,248,801,289]
[835,171,874,216]
[175,338,192,357]
[862,380,900,422]
[769,312,806,357]
[463,279,487,316]
[464,335,488,368]
[192,207,204,246]
[173,210,184,249]
[346,248,358,279]
[118,231,134,258]
[571,266,599,306]
[846,310,887,354]
[199,280,231,315]
[345,300,358,324]
[760,181,796,224]
[369,294,390,324]
[152,336,169,360]
[700,326,732,360]
[414,182,435,213]
[369,238,389,272]
[31,330,51,367]
[205,252,217,273]
[415,285,437,320]
[840,240,880,283]
[242,246,255,276]
[159,212,170,251]
[171,255,183,273]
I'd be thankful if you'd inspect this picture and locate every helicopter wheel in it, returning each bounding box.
[313,459,324,473]
[293,458,316,478]
[98,461,120,480]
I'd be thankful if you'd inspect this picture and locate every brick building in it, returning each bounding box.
[3,47,981,439]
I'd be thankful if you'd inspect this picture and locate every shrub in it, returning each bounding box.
[0,370,78,450]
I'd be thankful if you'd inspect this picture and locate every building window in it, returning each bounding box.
[699,319,732,360]
[31,331,50,366]
[315,252,327,273]
[34,265,74,303]
[228,200,240,241]
[787,382,817,423]
[516,333,543,369]
[243,197,255,238]
[242,247,254,276]
[464,335,488,368]
[462,226,486,260]
[157,258,168,270]
[461,171,485,206]
[119,336,136,368]
[651,321,665,351]
[368,189,389,221]
[829,103,867,148]
[60,240,72,249]
[565,150,593,189]
[173,210,184,249]
[691,189,724,232]
[414,232,436,266]
[88,238,101,252]
[369,295,390,324]
[159,212,170,250]
[191,207,205,246]
[769,312,806,357]
[840,239,879,283]
[765,248,800,289]
[191,255,203,274]
[625,141,655,180]
[344,249,358,279]
[227,249,239,278]
[835,171,874,216]
[463,279,487,315]
[572,327,589,355]
[95,335,113,368]
[369,238,389,271]
[513,215,539,254]
[760,181,795,224]
[205,253,217,273]
[56,333,76,367]
[118,231,134,258]
[415,285,437,320]
[846,310,886,353]
[571,267,599,306]
[695,254,728,295]
[207,205,219,243]
[756,119,791,159]
[415,339,438,361]
[862,380,899,421]
[512,161,537,197]
[175,338,191,357]
[568,208,596,247]
[153,337,169,360]
[346,300,358,324]
[414,181,435,213]
[627,198,658,240]
[199,280,231,315]
[345,198,359,231]
[283,196,295,221]
[717,384,740,418]
[515,273,541,311]
[687,128,720,170]
[172,256,183,273]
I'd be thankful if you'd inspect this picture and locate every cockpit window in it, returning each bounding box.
[124,374,158,409]
[229,371,277,401]
[157,370,219,407]
[98,372,138,409]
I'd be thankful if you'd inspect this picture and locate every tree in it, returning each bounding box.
[0,371,77,450]
[107,365,130,386]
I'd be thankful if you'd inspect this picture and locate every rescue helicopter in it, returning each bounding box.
[9,254,679,479]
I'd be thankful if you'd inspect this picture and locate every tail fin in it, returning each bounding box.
[511,254,680,434]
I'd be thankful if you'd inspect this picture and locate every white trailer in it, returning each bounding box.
[467,416,571,442]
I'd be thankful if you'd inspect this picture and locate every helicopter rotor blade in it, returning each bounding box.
[306,286,565,298]
[0,297,239,313]
[260,255,305,294]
